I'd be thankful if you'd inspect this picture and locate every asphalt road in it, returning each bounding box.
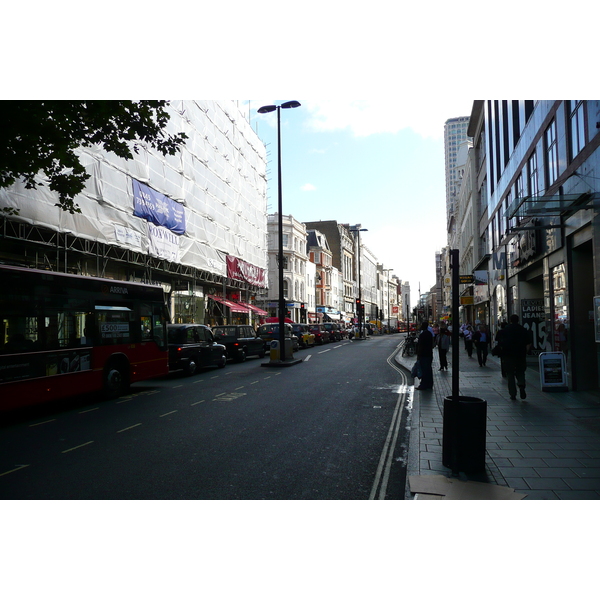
[0,334,413,499]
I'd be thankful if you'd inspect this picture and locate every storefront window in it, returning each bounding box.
[552,264,569,358]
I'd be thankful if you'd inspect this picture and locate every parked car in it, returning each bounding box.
[291,323,316,348]
[308,323,331,345]
[323,322,343,341]
[212,324,266,362]
[257,323,300,352]
[167,324,227,376]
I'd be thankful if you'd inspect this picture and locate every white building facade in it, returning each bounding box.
[0,101,269,326]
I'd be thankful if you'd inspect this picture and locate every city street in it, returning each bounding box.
[0,335,411,500]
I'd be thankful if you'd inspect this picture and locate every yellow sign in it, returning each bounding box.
[460,296,474,305]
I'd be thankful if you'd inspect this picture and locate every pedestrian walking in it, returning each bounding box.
[473,323,490,366]
[500,314,532,400]
[495,321,508,377]
[464,324,474,358]
[436,327,450,371]
[416,321,434,390]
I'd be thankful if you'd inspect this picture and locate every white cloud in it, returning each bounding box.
[301,183,316,192]
[303,99,474,139]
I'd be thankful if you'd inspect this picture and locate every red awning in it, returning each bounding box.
[207,295,251,314]
[264,316,293,323]
[237,302,268,317]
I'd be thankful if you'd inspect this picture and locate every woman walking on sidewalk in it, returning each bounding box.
[463,324,474,358]
[436,327,450,371]
[416,321,434,390]
[473,323,490,366]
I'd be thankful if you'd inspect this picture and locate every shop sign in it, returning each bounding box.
[521,298,546,353]
[226,255,267,288]
[473,285,489,303]
[539,352,568,392]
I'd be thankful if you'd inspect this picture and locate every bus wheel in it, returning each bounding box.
[104,362,129,399]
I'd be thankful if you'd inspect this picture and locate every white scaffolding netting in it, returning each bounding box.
[0,100,268,283]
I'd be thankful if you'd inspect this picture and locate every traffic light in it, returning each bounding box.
[300,303,305,310]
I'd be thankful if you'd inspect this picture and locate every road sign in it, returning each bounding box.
[459,275,475,284]
[460,296,474,305]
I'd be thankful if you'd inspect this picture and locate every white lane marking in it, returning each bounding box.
[304,355,312,362]
[213,392,246,402]
[191,400,205,406]
[79,407,100,414]
[334,345,343,348]
[117,423,142,433]
[318,349,332,354]
[0,465,30,477]
[29,419,56,427]
[62,441,94,454]
[370,368,410,500]
[159,410,178,418]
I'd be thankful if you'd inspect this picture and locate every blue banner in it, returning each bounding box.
[132,180,186,235]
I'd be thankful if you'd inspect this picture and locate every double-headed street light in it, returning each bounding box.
[258,101,301,363]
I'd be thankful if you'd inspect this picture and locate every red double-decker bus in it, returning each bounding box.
[0,265,169,411]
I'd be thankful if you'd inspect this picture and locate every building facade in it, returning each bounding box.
[260,213,309,323]
[478,100,600,391]
[0,101,270,327]
[445,116,472,247]
[303,220,356,322]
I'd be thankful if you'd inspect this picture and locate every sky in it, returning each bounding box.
[244,99,473,308]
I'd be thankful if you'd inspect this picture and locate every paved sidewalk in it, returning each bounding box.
[395,337,600,499]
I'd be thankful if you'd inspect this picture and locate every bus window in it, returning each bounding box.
[152,305,167,349]
[1,316,38,353]
[95,307,134,345]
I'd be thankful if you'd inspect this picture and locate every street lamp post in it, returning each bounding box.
[258,101,301,363]
[349,225,367,339]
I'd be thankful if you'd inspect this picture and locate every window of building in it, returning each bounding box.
[528,152,539,198]
[569,100,586,160]
[545,120,558,187]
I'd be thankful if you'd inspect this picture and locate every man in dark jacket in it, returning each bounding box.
[416,321,434,390]
[501,314,532,400]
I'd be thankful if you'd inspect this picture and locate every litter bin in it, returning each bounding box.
[442,396,487,473]
[269,339,294,361]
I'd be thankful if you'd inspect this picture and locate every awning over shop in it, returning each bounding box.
[324,313,342,321]
[237,301,268,316]
[207,294,250,314]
